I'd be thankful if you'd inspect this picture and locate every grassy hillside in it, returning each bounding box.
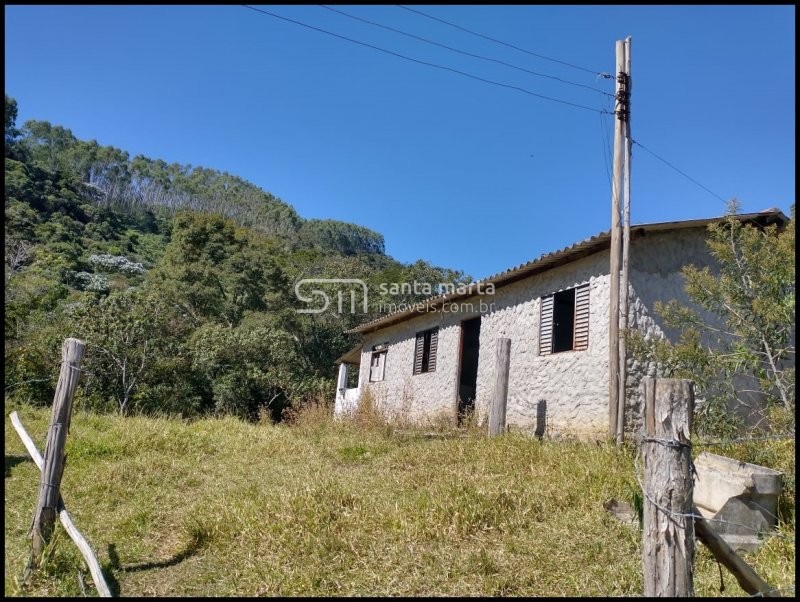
[4,403,794,597]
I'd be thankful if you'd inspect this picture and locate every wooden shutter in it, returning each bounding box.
[413,332,425,375]
[428,328,438,372]
[573,283,590,351]
[539,295,554,355]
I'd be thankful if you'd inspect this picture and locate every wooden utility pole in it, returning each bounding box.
[617,36,632,446]
[642,377,694,597]
[488,338,511,437]
[608,38,628,439]
[30,338,85,563]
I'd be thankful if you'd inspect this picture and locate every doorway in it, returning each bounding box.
[457,316,481,423]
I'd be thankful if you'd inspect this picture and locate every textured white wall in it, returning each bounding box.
[355,226,725,438]
[625,227,724,430]
[359,309,464,424]
[472,252,611,438]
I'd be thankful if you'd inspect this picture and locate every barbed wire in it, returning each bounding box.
[641,435,692,450]
[629,431,796,450]
[5,377,54,391]
[5,362,90,391]
[749,585,795,597]
[632,443,789,539]
[743,497,782,526]
[694,434,795,447]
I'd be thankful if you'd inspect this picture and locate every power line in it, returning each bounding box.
[598,92,615,188]
[397,5,610,78]
[632,139,727,203]
[599,111,613,188]
[242,5,610,115]
[320,5,612,97]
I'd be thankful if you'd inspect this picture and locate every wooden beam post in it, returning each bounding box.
[488,338,511,437]
[641,377,694,597]
[30,338,85,563]
[692,507,779,596]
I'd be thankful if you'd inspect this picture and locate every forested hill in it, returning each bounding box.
[4,94,469,420]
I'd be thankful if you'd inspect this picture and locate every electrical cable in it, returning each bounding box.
[396,5,610,77]
[633,139,727,203]
[320,5,612,96]
[242,5,610,115]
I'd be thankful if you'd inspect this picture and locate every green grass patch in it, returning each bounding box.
[4,402,794,596]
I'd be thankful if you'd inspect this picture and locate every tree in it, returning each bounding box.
[21,119,79,173]
[5,94,19,146]
[148,211,288,327]
[189,312,328,421]
[630,201,795,435]
[71,289,197,415]
[299,219,386,255]
[368,259,471,312]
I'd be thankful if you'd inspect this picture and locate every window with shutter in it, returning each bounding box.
[413,327,439,374]
[369,350,387,382]
[413,332,425,375]
[539,295,554,355]
[428,328,438,372]
[539,283,590,354]
[573,283,590,351]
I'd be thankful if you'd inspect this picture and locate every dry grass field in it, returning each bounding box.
[4,401,795,597]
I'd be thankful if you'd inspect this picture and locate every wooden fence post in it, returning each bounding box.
[641,376,694,597]
[488,338,511,437]
[12,412,111,596]
[30,338,85,563]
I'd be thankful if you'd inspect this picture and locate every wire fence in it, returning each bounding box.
[5,362,91,392]
[634,428,794,596]
[633,435,794,539]
[693,434,796,447]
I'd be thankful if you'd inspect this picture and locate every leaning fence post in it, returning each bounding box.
[488,338,511,437]
[641,376,695,597]
[12,412,111,596]
[30,338,85,563]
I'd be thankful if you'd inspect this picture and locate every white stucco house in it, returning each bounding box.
[334,210,788,438]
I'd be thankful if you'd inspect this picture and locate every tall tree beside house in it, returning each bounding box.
[629,201,795,436]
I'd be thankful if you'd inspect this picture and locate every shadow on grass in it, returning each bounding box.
[5,454,32,478]
[105,536,206,594]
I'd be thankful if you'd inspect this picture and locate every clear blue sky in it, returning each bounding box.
[5,5,795,280]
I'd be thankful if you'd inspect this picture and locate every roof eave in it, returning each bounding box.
[347,209,789,335]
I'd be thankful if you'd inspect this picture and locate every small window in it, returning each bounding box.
[539,283,589,355]
[413,327,438,375]
[369,343,388,382]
